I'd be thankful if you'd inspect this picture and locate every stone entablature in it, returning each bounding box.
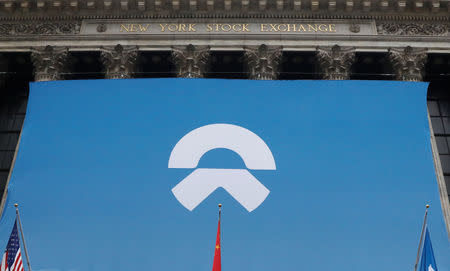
[0,0,449,15]
[0,19,448,38]
[82,20,377,36]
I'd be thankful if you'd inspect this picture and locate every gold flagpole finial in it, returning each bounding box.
[218,204,222,208]
[426,204,430,209]
[14,203,18,208]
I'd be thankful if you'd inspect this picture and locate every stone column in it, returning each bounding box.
[171,44,210,78]
[388,46,428,81]
[316,45,355,80]
[244,44,282,80]
[31,45,69,82]
[100,44,138,79]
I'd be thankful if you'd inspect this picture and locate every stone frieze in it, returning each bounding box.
[0,21,81,36]
[0,20,448,37]
[377,22,449,36]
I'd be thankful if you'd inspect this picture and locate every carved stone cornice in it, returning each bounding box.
[31,45,69,82]
[388,46,427,81]
[100,44,138,79]
[171,44,210,78]
[244,44,282,80]
[316,45,355,80]
[0,21,81,36]
[377,22,449,36]
[0,0,449,19]
[0,20,447,40]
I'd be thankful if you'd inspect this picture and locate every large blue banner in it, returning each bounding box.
[1,79,449,271]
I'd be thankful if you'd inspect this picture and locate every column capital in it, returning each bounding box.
[31,45,69,82]
[316,45,355,80]
[244,44,282,80]
[171,44,210,78]
[388,46,428,81]
[100,44,138,79]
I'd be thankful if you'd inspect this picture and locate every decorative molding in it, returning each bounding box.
[31,45,69,81]
[0,21,81,36]
[244,44,282,80]
[316,45,355,80]
[171,44,210,78]
[0,0,449,17]
[388,46,427,81]
[100,44,138,79]
[377,22,449,36]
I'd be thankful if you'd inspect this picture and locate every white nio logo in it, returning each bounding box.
[168,123,276,212]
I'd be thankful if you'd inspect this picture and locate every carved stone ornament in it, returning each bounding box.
[0,22,81,36]
[244,44,282,80]
[349,24,360,33]
[97,24,107,33]
[316,45,355,80]
[31,45,69,82]
[171,44,210,78]
[100,44,138,79]
[377,23,448,36]
[388,46,427,82]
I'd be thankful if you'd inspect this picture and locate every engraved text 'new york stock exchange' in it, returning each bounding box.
[118,23,337,33]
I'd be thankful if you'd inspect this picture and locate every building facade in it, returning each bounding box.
[0,0,449,237]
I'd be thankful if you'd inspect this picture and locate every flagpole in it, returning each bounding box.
[14,204,32,271]
[218,203,221,251]
[414,204,429,271]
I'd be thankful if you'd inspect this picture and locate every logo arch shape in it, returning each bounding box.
[168,123,276,170]
[168,123,276,212]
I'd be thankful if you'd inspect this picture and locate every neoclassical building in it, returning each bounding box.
[0,0,449,236]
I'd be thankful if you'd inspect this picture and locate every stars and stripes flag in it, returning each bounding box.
[0,220,24,271]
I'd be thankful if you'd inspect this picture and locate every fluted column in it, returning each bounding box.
[31,45,69,82]
[171,44,210,78]
[244,44,282,80]
[316,45,355,80]
[100,44,138,79]
[388,46,428,81]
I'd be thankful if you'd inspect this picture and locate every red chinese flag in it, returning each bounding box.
[212,218,221,271]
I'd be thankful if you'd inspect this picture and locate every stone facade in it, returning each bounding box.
[0,0,449,238]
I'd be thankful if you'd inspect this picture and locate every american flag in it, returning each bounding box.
[0,220,24,271]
